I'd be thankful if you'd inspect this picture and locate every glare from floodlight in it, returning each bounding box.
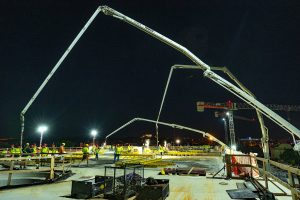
[37,126,48,133]
[209,136,213,141]
[222,118,225,121]
[176,139,180,144]
[231,145,237,151]
[145,139,150,147]
[91,129,98,137]
[226,112,230,116]
[37,125,48,148]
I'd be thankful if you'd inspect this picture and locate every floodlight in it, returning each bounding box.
[91,129,98,137]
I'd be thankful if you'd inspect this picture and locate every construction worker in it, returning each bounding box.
[163,145,167,153]
[94,145,100,160]
[1,148,8,158]
[114,144,123,163]
[41,143,49,156]
[81,144,90,166]
[31,144,37,156]
[49,143,58,155]
[9,144,16,157]
[14,145,22,157]
[127,144,132,153]
[23,143,32,155]
[58,143,66,154]
[40,143,49,166]
[92,145,96,155]
[158,145,164,158]
[57,143,66,162]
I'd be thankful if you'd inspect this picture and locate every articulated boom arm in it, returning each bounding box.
[99,6,210,71]
[19,5,300,149]
[204,71,300,138]
[100,6,300,140]
[105,117,229,149]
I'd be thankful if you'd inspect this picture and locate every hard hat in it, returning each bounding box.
[85,144,89,147]
[62,143,65,146]
[26,143,29,146]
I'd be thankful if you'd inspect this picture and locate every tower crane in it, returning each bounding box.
[197,101,300,113]
[197,101,300,147]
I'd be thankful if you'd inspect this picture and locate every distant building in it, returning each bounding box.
[239,137,263,157]
[239,137,261,147]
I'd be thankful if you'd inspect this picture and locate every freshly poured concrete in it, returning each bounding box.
[0,155,293,200]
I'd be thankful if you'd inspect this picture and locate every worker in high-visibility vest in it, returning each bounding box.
[9,144,16,157]
[41,143,49,157]
[49,144,58,155]
[23,143,32,155]
[114,144,123,163]
[127,144,132,153]
[95,145,100,160]
[158,145,164,158]
[31,144,37,156]
[91,145,96,155]
[14,145,22,157]
[1,148,8,158]
[81,144,90,166]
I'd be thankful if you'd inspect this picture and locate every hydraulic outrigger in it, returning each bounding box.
[20,6,300,160]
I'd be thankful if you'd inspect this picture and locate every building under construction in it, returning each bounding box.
[1,2,300,200]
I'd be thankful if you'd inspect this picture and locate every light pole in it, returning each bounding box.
[176,139,180,146]
[222,118,229,145]
[91,129,98,146]
[37,125,48,148]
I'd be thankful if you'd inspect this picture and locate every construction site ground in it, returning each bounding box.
[0,154,292,200]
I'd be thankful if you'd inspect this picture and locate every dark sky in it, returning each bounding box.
[0,0,300,144]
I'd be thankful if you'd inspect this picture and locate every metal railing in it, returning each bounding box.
[0,153,76,187]
[225,154,300,200]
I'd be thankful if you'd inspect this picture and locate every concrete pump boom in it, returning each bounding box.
[105,117,229,149]
[99,6,300,142]
[19,5,300,150]
[154,64,270,164]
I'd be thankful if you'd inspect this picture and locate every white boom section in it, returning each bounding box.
[155,65,200,146]
[19,8,102,147]
[19,5,300,148]
[21,8,101,116]
[204,70,300,137]
[99,6,300,140]
[99,6,210,71]
[105,117,229,149]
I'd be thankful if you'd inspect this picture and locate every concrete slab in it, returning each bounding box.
[0,156,294,200]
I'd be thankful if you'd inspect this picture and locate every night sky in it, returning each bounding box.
[0,0,300,145]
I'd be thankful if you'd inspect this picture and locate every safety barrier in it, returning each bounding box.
[0,154,71,187]
[225,154,300,200]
